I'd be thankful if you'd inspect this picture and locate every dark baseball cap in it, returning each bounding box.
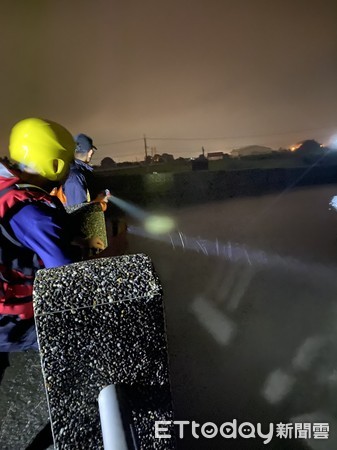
[74,133,97,153]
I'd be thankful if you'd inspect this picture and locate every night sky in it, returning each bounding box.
[1,0,336,162]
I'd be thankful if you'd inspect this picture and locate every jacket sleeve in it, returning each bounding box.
[9,203,75,268]
[63,170,88,206]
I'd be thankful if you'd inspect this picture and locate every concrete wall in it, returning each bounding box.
[93,165,337,207]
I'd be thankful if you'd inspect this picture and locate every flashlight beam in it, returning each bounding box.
[108,196,148,221]
[128,225,337,283]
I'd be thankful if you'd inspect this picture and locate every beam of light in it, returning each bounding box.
[191,296,236,346]
[261,369,296,405]
[226,266,254,312]
[262,335,329,407]
[329,134,337,149]
[128,225,337,282]
[214,266,239,305]
[329,196,337,211]
[108,195,176,235]
[245,148,332,231]
[108,196,148,221]
[291,336,326,371]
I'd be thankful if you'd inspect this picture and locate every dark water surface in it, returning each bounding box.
[2,184,337,449]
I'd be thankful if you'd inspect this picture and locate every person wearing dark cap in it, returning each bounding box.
[62,133,98,206]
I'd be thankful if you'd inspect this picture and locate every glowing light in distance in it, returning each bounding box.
[143,215,176,235]
[107,195,176,234]
[329,135,337,149]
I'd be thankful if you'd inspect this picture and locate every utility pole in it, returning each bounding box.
[143,134,149,162]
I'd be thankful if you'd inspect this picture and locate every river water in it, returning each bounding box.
[1,184,337,449]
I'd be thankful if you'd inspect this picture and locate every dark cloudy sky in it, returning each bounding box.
[1,0,337,162]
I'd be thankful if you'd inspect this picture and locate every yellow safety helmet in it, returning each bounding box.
[9,118,75,181]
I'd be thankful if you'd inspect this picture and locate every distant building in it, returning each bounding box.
[100,157,116,169]
[207,151,224,160]
[153,153,174,163]
[231,145,274,158]
[161,153,174,162]
[192,155,209,171]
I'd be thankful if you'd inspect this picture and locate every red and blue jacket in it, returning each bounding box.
[0,163,74,319]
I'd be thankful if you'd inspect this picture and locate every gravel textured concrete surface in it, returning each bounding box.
[33,254,174,449]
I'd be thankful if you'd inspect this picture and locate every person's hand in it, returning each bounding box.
[94,189,111,204]
[92,190,111,212]
[72,236,106,251]
[85,236,105,251]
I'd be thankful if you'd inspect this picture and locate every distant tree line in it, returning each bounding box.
[94,138,336,170]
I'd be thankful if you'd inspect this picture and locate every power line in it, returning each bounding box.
[98,138,143,146]
[96,125,335,148]
[146,126,336,141]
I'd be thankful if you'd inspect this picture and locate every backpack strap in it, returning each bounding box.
[0,186,24,247]
[0,184,53,248]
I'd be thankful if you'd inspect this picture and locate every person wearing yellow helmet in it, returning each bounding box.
[0,118,105,378]
[9,117,76,183]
